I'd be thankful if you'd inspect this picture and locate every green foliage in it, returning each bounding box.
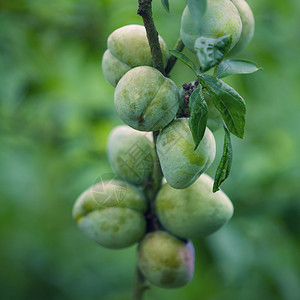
[200,74,246,139]
[188,86,208,149]
[215,59,262,78]
[169,50,200,76]
[161,0,170,12]
[213,126,232,192]
[195,35,232,72]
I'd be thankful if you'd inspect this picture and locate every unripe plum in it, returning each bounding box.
[114,66,180,132]
[180,0,242,53]
[155,174,234,239]
[228,0,255,56]
[157,118,216,189]
[138,231,195,288]
[102,25,169,87]
[72,180,147,249]
[107,125,156,185]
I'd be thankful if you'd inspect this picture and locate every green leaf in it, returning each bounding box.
[213,125,232,193]
[189,86,208,149]
[199,74,246,138]
[186,0,207,27]
[169,50,200,76]
[215,59,263,78]
[161,0,170,12]
[194,35,232,73]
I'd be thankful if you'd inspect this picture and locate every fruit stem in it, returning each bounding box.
[213,65,217,77]
[137,0,166,75]
[135,2,164,298]
[151,131,163,195]
[143,130,163,231]
[165,38,185,76]
[134,133,163,300]
[133,266,149,300]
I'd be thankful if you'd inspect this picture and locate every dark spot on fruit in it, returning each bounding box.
[138,116,144,123]
[160,269,176,285]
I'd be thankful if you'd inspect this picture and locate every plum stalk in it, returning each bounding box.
[134,1,182,299]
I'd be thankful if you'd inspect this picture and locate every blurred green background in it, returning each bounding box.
[1,0,300,299]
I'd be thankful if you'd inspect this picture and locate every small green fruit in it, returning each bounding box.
[138,231,195,288]
[180,0,242,53]
[114,66,180,132]
[107,125,156,185]
[229,0,255,56]
[157,118,216,189]
[155,174,234,239]
[72,180,147,249]
[102,25,169,87]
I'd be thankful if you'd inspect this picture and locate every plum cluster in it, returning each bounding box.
[73,0,254,289]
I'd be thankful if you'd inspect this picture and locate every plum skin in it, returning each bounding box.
[155,174,234,239]
[114,66,180,132]
[138,231,195,288]
[72,180,147,249]
[180,0,242,53]
[107,125,156,185]
[102,24,169,87]
[157,118,216,189]
[229,0,255,56]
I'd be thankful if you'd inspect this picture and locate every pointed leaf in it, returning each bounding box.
[215,59,263,78]
[195,35,232,73]
[213,126,232,192]
[186,0,207,26]
[161,0,170,12]
[189,86,208,149]
[169,50,200,76]
[199,74,246,138]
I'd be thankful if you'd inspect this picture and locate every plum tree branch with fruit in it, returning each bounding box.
[137,0,165,75]
[72,0,261,299]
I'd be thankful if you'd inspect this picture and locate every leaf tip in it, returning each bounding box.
[161,0,170,12]
[212,185,219,193]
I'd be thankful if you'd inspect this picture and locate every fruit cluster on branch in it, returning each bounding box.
[72,0,257,295]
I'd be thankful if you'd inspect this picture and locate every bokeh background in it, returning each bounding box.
[1,0,300,299]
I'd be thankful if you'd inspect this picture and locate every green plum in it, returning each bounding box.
[114,66,180,132]
[107,125,156,185]
[155,174,234,239]
[72,180,147,249]
[180,0,242,53]
[157,118,216,189]
[138,231,195,288]
[229,0,255,55]
[102,24,169,87]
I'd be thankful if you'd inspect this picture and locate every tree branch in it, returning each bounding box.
[137,0,166,75]
[144,130,163,231]
[165,38,185,76]
[133,266,149,300]
[134,2,165,299]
